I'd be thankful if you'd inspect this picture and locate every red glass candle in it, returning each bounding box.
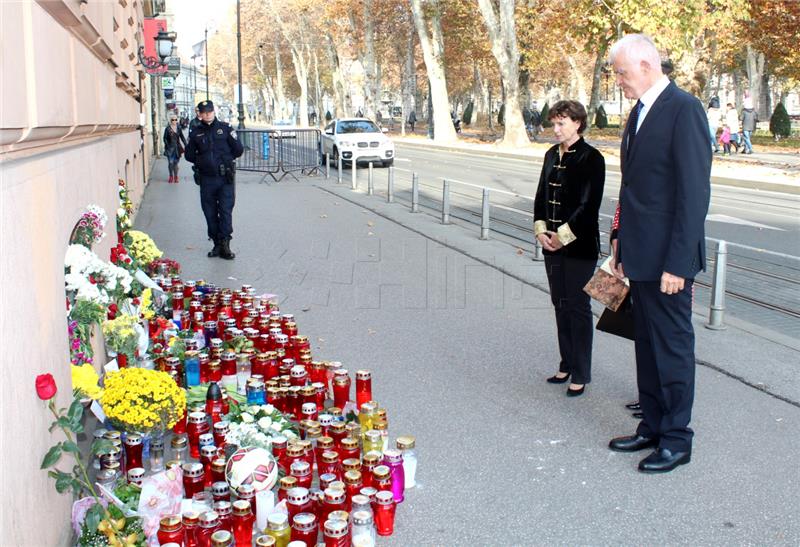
[284,445,306,472]
[213,421,229,449]
[271,435,288,471]
[344,470,363,511]
[339,438,360,462]
[187,411,210,459]
[373,490,396,536]
[291,512,318,545]
[200,445,218,488]
[236,484,256,517]
[208,360,222,382]
[123,433,143,470]
[285,487,312,522]
[290,460,312,490]
[332,376,350,409]
[211,458,227,485]
[231,500,255,547]
[283,319,298,337]
[329,423,347,453]
[361,452,381,489]
[316,437,334,468]
[198,353,210,383]
[323,517,349,547]
[319,451,342,482]
[182,462,205,500]
[355,370,373,409]
[253,353,269,376]
[183,511,200,547]
[212,481,230,503]
[196,511,221,547]
[206,382,224,424]
[220,351,237,376]
[172,289,185,311]
[157,514,184,545]
[214,500,233,534]
[184,280,196,299]
[373,465,392,493]
[321,487,346,526]
[278,476,298,502]
[290,365,308,387]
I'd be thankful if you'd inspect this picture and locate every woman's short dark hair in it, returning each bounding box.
[548,100,588,133]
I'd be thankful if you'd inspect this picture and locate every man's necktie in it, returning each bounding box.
[627,100,644,152]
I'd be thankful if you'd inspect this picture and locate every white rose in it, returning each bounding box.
[257,417,272,431]
[262,404,275,414]
[247,405,261,414]
[241,412,254,423]
[270,421,283,432]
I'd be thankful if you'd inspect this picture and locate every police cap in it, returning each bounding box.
[197,100,215,113]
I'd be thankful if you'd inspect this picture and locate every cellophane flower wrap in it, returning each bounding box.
[101,368,186,433]
[124,230,163,267]
[72,205,108,248]
[101,313,141,360]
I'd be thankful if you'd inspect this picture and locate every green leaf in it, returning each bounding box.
[41,444,63,469]
[85,503,104,533]
[62,440,81,454]
[68,399,84,424]
[91,439,115,455]
[55,473,74,494]
[71,421,85,434]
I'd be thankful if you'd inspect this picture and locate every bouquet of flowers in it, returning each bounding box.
[101,368,186,433]
[71,364,103,400]
[101,313,140,361]
[148,257,181,277]
[67,299,106,366]
[124,230,162,267]
[65,245,134,305]
[72,205,108,248]
[225,403,298,450]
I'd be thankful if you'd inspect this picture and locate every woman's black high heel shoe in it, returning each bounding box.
[546,373,570,384]
[566,384,585,397]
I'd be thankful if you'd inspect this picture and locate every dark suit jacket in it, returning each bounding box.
[618,81,712,281]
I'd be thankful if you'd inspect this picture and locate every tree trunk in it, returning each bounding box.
[362,0,380,119]
[273,39,288,121]
[325,34,348,118]
[760,71,771,121]
[586,44,607,134]
[313,49,323,127]
[290,48,310,127]
[401,18,416,128]
[566,54,588,106]
[745,45,765,117]
[477,0,528,147]
[410,0,457,143]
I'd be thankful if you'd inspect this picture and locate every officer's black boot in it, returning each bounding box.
[207,240,221,258]
[219,239,235,260]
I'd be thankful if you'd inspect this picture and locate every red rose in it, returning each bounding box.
[35,374,57,400]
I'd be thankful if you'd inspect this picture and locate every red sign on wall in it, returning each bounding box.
[143,18,168,75]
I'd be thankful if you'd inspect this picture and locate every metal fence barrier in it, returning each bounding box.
[236,129,321,181]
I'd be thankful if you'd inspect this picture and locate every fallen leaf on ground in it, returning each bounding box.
[367,221,374,227]
[185,246,195,250]
[516,248,524,255]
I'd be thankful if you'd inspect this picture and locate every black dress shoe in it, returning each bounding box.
[546,373,570,384]
[638,448,691,473]
[566,385,585,397]
[631,411,644,419]
[625,401,641,410]
[609,434,657,452]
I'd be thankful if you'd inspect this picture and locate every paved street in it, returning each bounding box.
[137,159,799,545]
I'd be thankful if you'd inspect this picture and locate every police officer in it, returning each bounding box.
[184,100,244,260]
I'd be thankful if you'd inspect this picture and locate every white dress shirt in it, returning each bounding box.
[636,75,671,133]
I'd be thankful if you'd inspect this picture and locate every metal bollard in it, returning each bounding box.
[411,172,419,213]
[337,155,342,184]
[706,240,728,330]
[325,153,330,179]
[441,179,451,225]
[351,160,357,190]
[387,166,394,203]
[480,188,490,240]
[368,162,374,195]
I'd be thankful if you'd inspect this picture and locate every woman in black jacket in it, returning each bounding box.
[163,116,187,183]
[533,100,605,396]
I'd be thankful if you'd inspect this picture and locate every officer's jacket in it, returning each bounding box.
[533,137,605,260]
[185,118,244,176]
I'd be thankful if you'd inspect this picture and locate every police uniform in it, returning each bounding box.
[184,100,244,259]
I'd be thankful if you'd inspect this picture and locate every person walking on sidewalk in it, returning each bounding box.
[724,103,741,153]
[163,116,187,183]
[608,34,711,473]
[534,100,605,398]
[184,100,244,260]
[706,97,721,153]
[740,97,758,154]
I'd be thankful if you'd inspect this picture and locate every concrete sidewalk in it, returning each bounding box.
[137,159,800,545]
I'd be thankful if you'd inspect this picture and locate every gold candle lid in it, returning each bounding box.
[396,435,416,449]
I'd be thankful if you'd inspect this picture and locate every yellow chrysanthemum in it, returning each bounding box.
[71,364,103,400]
[100,368,185,432]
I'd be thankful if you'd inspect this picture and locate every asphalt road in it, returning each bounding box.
[383,144,800,340]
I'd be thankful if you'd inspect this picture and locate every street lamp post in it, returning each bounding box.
[236,0,245,129]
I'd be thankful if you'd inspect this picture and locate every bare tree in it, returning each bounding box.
[325,33,350,117]
[268,0,312,127]
[477,0,528,147]
[410,0,457,143]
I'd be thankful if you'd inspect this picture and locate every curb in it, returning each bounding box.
[395,139,800,195]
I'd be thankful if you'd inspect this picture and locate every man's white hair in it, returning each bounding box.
[609,34,662,69]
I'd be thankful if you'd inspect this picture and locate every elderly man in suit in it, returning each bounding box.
[608,34,711,473]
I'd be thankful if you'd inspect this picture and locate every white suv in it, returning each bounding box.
[322,118,395,167]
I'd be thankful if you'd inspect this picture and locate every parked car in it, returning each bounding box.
[321,118,395,167]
